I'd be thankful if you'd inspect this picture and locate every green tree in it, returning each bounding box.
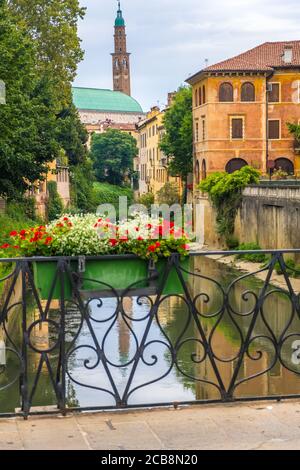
[8,0,85,107]
[47,181,63,221]
[0,0,88,198]
[9,0,88,166]
[160,87,193,195]
[91,129,138,186]
[56,103,88,166]
[70,159,96,213]
[0,1,58,197]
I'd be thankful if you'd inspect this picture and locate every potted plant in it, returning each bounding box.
[271,168,289,181]
[2,214,191,300]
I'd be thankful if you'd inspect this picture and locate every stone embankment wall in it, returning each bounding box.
[235,185,300,250]
[195,184,300,251]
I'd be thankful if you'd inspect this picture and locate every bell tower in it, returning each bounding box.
[112,1,131,96]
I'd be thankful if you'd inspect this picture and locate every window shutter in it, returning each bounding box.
[202,85,206,104]
[241,83,255,102]
[268,120,280,139]
[231,118,243,139]
[219,83,234,102]
[269,84,280,103]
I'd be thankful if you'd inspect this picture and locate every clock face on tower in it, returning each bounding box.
[112,2,131,96]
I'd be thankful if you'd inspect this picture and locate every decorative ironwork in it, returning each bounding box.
[0,250,300,418]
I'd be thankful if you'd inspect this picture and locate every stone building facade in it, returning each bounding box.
[136,95,182,199]
[186,41,300,184]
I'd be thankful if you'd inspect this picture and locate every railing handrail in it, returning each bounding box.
[0,248,300,263]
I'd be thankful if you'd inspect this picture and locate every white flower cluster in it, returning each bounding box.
[47,213,163,257]
[48,214,110,256]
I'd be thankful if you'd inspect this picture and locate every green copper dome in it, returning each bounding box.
[72,87,143,114]
[115,2,125,27]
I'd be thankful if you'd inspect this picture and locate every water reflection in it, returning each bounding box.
[1,256,300,413]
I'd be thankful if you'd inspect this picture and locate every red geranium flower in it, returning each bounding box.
[1,243,10,249]
[109,239,118,247]
[181,244,190,251]
[10,231,18,237]
[148,244,156,253]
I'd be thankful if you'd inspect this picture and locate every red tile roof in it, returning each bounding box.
[199,41,300,74]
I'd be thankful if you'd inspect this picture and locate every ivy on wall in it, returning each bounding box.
[199,166,260,245]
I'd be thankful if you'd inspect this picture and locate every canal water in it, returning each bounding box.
[1,256,300,413]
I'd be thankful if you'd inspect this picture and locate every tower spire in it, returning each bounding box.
[112,1,131,96]
[115,1,124,26]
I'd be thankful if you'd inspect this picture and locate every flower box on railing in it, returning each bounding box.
[5,213,191,301]
[33,256,190,301]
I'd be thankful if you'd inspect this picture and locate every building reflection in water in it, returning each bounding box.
[188,256,300,400]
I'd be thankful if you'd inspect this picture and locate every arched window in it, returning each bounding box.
[195,89,198,107]
[225,158,248,174]
[241,82,255,102]
[219,82,234,102]
[201,159,207,180]
[274,158,294,175]
[202,85,206,104]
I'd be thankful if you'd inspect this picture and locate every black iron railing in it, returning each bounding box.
[1,250,300,418]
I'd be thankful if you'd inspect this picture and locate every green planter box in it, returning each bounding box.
[33,257,191,301]
[32,261,75,301]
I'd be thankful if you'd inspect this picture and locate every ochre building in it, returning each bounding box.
[186,41,300,183]
[136,95,181,199]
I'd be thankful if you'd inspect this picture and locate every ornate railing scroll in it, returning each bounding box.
[0,250,300,418]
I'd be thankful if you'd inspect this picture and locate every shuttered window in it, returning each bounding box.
[241,82,255,102]
[219,83,234,102]
[199,87,202,105]
[202,118,206,140]
[269,83,280,103]
[202,85,206,104]
[231,118,244,139]
[268,120,280,139]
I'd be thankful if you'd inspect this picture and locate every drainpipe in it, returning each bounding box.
[266,72,274,179]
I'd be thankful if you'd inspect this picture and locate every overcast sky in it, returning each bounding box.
[74,0,300,110]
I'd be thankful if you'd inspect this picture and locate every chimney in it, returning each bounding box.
[283,44,293,64]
